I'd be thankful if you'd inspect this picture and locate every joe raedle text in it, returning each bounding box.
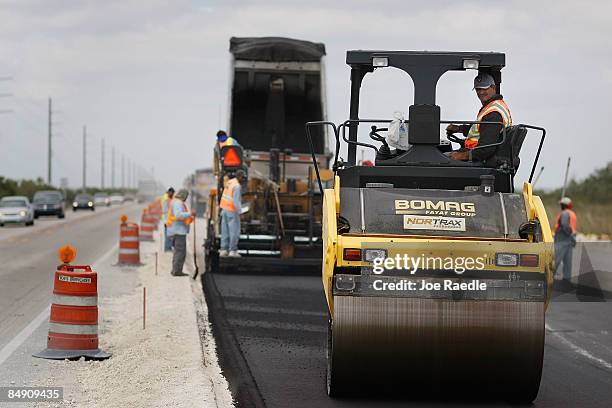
[372,279,487,292]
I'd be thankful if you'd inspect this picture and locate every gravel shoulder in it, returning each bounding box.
[34,223,233,407]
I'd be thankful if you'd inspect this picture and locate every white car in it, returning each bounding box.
[109,194,124,205]
[0,196,35,227]
[94,193,111,207]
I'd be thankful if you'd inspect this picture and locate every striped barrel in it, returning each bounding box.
[118,222,140,265]
[33,264,111,360]
[148,202,161,229]
[139,211,155,241]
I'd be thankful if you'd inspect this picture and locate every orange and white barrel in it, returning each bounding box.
[33,264,111,360]
[139,211,155,241]
[118,222,140,265]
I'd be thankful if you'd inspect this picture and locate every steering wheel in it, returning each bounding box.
[446,133,466,147]
[369,126,388,144]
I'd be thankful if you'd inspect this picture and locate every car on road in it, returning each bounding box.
[94,192,111,207]
[124,193,136,202]
[109,194,124,205]
[0,196,35,227]
[32,190,65,219]
[72,194,95,211]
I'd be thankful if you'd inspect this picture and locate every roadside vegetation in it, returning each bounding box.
[536,162,612,236]
[0,176,136,202]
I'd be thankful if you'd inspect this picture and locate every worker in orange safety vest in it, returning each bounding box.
[446,73,512,165]
[219,170,245,258]
[161,187,175,252]
[166,189,194,276]
[554,197,577,283]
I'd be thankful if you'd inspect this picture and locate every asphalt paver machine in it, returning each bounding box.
[306,51,551,402]
[204,37,331,273]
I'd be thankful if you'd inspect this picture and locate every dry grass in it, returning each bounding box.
[542,201,612,237]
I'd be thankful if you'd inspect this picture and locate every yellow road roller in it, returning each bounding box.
[305,51,552,402]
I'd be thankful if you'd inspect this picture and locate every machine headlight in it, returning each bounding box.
[496,253,519,267]
[73,202,78,207]
[88,202,93,207]
[363,249,387,262]
[19,210,26,217]
[463,59,479,69]
[372,57,388,67]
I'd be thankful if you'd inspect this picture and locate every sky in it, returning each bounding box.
[0,0,610,190]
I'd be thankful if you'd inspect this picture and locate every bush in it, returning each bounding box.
[0,176,136,202]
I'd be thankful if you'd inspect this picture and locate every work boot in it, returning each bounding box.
[172,272,188,277]
[219,249,229,257]
[228,250,241,257]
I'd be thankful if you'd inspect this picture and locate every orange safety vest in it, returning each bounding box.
[553,209,577,234]
[166,199,193,227]
[220,178,239,212]
[465,98,512,150]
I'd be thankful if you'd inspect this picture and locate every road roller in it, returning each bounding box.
[305,51,552,402]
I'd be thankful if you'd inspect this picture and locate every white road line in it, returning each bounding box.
[546,323,612,371]
[0,306,49,366]
[0,244,118,367]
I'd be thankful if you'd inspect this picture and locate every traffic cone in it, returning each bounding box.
[33,245,111,360]
[117,215,141,265]
[139,209,155,241]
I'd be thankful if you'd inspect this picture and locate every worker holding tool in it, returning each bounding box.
[161,187,175,252]
[554,197,577,283]
[446,73,512,164]
[219,170,245,257]
[166,189,195,276]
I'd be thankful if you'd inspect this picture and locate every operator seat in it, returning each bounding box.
[491,125,527,172]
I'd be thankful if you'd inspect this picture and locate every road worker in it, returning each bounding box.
[161,187,175,252]
[166,189,194,276]
[214,130,240,176]
[554,197,577,283]
[446,73,512,165]
[217,130,239,148]
[219,170,245,257]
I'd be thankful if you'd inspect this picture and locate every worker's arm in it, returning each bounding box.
[233,184,242,212]
[470,111,503,161]
[173,201,191,220]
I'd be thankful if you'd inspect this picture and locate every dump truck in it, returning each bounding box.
[306,51,551,402]
[204,37,331,273]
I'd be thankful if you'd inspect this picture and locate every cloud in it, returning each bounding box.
[0,0,610,189]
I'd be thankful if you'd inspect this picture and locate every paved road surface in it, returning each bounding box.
[203,252,612,408]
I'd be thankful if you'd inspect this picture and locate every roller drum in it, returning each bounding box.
[328,296,544,401]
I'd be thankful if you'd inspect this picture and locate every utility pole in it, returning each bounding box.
[111,146,115,189]
[101,138,105,189]
[48,98,52,185]
[82,126,87,191]
[127,158,131,189]
[122,154,126,189]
